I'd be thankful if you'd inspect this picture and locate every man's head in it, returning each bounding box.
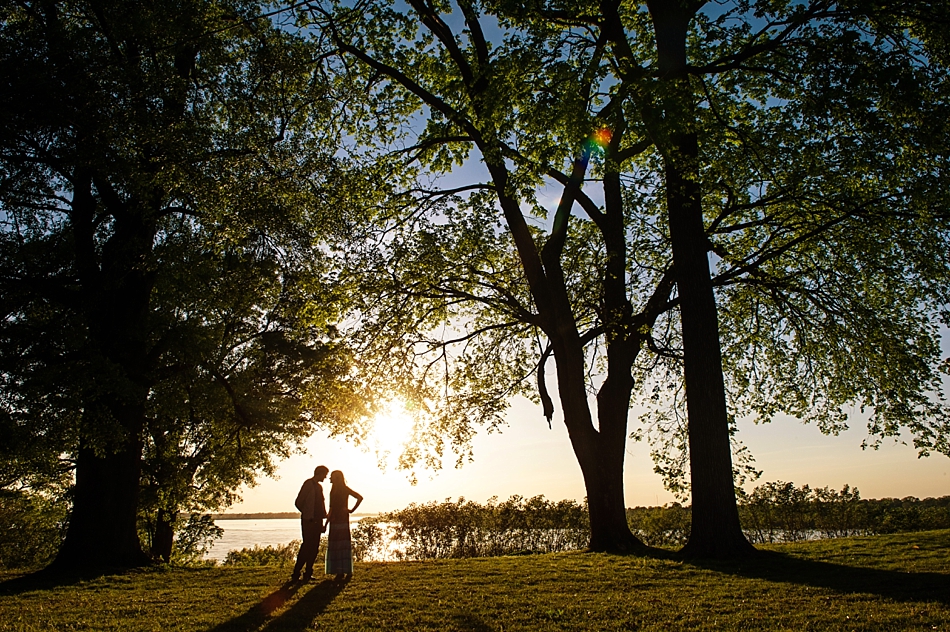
[314,465,329,481]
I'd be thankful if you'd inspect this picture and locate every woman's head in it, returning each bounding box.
[330,470,345,485]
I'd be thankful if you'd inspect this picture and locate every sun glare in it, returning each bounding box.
[370,400,416,453]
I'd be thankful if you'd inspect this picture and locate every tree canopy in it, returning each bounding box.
[1,0,948,566]
[0,0,371,568]
[300,0,950,555]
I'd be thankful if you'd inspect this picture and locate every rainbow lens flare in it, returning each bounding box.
[592,127,612,148]
[582,127,612,163]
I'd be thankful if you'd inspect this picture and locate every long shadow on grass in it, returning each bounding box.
[446,612,494,632]
[258,579,346,632]
[207,579,344,632]
[687,550,950,605]
[0,567,116,595]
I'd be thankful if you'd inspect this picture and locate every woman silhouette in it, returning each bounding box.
[325,470,363,580]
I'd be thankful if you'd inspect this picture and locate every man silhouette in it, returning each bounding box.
[292,465,329,581]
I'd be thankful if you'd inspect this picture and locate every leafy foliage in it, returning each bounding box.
[624,482,950,546]
[0,490,68,569]
[0,0,374,564]
[300,0,950,505]
[371,495,590,559]
[139,513,225,566]
[223,539,300,567]
[626,503,692,548]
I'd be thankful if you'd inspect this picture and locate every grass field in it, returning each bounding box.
[1,530,948,631]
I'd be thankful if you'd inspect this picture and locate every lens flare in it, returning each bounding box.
[582,127,613,163]
[592,127,612,148]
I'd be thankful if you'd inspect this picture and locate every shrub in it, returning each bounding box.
[622,483,949,548]
[627,503,691,547]
[378,496,589,560]
[0,490,68,569]
[351,518,387,562]
[223,540,301,567]
[866,496,950,533]
[812,484,867,539]
[737,482,950,543]
[739,481,817,543]
[171,513,224,565]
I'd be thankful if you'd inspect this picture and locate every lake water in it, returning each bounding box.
[204,519,833,562]
[205,517,387,562]
[205,519,303,562]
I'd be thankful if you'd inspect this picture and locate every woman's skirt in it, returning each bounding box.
[325,518,353,575]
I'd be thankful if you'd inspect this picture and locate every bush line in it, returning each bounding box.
[3,482,949,568]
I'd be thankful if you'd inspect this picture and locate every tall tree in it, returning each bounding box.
[138,223,363,562]
[302,0,950,555]
[0,0,366,568]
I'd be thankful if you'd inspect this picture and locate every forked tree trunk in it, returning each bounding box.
[481,154,643,553]
[578,430,644,552]
[555,342,644,553]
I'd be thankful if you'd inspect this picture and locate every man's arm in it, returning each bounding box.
[317,483,327,523]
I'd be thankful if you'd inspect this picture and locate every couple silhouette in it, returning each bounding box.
[292,465,363,582]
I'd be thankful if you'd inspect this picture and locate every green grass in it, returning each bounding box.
[2,530,949,631]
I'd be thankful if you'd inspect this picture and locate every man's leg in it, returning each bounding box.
[292,520,315,580]
[302,522,321,579]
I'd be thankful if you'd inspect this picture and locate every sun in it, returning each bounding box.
[370,400,416,452]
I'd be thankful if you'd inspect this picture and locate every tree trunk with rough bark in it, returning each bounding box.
[50,182,156,571]
[151,509,176,563]
[557,351,644,552]
[492,155,644,553]
[54,440,151,569]
[580,418,644,553]
[647,0,756,558]
[664,131,754,558]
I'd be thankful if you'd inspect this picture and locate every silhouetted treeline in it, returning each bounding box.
[366,486,950,557]
[209,512,376,520]
[738,482,950,544]
[210,513,299,521]
[628,482,950,547]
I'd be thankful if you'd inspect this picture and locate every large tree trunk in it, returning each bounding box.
[553,336,644,553]
[53,365,153,570]
[480,160,637,552]
[647,0,755,558]
[562,420,643,552]
[583,409,644,553]
[53,433,150,569]
[664,132,754,558]
[582,445,641,552]
[54,372,152,570]
[50,181,156,571]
